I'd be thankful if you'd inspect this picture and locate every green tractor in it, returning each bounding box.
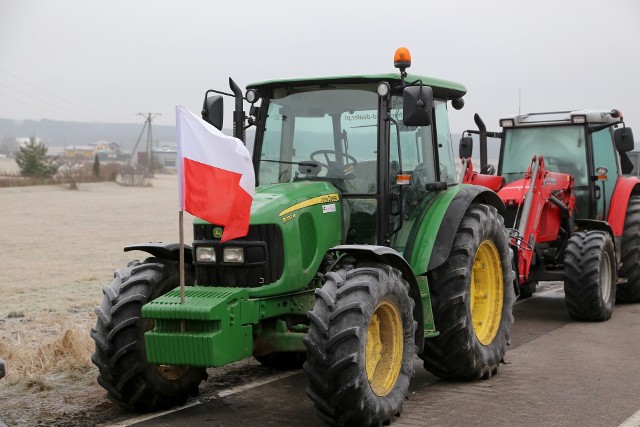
[91,48,515,425]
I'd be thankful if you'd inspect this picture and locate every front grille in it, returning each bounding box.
[193,224,284,287]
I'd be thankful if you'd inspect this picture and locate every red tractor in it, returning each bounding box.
[460,110,638,321]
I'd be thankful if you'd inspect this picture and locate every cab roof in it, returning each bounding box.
[247,73,466,100]
[500,109,622,128]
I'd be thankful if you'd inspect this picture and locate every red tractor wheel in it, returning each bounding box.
[618,195,640,303]
[564,231,616,321]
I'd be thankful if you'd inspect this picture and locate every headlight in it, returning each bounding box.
[196,246,216,262]
[223,247,244,263]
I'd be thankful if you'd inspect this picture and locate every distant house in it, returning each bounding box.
[47,146,64,157]
[64,144,95,160]
[64,141,126,161]
[151,145,177,170]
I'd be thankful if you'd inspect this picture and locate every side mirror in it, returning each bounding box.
[459,136,473,158]
[614,127,634,152]
[403,85,433,127]
[201,94,224,130]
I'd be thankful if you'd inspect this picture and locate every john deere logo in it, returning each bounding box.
[213,227,223,239]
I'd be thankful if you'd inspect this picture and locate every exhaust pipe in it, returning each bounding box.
[474,113,488,169]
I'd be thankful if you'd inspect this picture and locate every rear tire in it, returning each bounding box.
[618,195,640,303]
[91,258,207,410]
[303,264,416,426]
[564,231,616,321]
[421,204,515,380]
[519,281,537,299]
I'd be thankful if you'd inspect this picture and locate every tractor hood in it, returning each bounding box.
[250,180,343,225]
[192,179,344,297]
[497,179,530,205]
[192,180,343,228]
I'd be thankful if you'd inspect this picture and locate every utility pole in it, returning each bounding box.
[136,112,161,176]
[138,113,160,177]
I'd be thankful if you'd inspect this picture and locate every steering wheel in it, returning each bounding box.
[310,150,358,170]
[480,164,496,175]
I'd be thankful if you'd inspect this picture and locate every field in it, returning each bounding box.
[0,163,187,423]
[0,161,271,426]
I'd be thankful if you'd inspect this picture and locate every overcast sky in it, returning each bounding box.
[1,0,639,135]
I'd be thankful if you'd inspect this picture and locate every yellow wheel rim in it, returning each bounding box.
[153,364,189,380]
[146,319,189,380]
[470,240,504,345]
[365,300,404,396]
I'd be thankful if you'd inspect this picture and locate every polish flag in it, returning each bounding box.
[176,105,254,242]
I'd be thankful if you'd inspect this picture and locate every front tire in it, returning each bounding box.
[303,264,416,426]
[564,231,616,321]
[421,204,515,380]
[91,258,207,410]
[618,195,640,303]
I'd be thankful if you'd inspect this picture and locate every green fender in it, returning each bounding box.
[327,244,428,353]
[123,242,192,263]
[406,184,505,275]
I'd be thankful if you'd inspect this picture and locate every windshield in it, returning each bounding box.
[257,84,379,194]
[500,125,588,186]
[255,83,448,248]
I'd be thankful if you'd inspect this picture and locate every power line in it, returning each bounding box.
[0,67,134,121]
[0,91,103,122]
[0,82,108,122]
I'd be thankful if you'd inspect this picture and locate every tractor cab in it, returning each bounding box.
[497,110,634,220]
[246,76,463,250]
[203,52,467,254]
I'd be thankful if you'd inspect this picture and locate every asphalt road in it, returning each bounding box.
[118,285,640,427]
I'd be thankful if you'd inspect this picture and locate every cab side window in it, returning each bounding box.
[434,102,456,183]
[591,128,618,220]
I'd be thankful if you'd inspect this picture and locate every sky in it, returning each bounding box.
[1,0,639,135]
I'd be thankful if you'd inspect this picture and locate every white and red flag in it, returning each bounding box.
[176,105,254,242]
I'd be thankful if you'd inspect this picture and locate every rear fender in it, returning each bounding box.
[574,219,614,236]
[328,245,426,353]
[420,185,505,272]
[607,177,640,236]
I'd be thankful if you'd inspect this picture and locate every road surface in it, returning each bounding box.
[111,285,640,427]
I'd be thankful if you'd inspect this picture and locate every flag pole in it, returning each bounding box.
[179,209,186,333]
[177,105,186,333]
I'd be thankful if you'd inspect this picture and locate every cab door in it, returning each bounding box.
[590,127,619,220]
